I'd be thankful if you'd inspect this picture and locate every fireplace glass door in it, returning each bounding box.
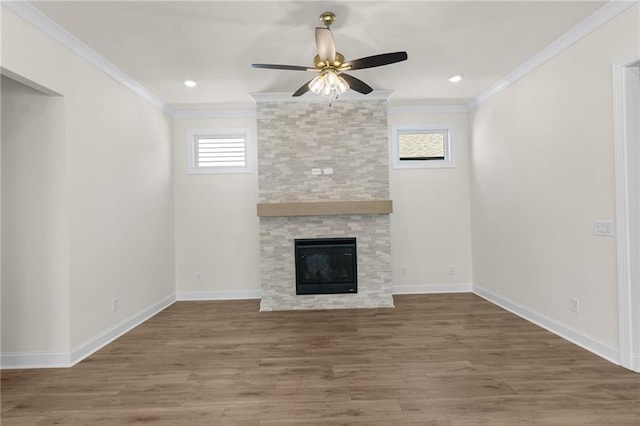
[295,238,357,295]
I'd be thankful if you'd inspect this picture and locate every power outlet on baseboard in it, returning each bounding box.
[570,297,579,314]
[112,297,120,313]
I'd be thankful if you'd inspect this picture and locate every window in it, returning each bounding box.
[187,128,252,174]
[392,125,455,169]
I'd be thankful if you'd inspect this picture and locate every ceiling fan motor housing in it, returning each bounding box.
[314,52,344,69]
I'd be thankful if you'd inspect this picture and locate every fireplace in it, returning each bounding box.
[295,238,357,295]
[256,99,393,311]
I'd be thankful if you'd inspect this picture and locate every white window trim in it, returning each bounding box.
[391,124,455,169]
[187,128,253,174]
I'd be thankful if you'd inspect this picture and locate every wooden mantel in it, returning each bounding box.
[257,200,393,217]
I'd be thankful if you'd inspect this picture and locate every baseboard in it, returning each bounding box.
[393,283,472,295]
[633,354,640,372]
[1,293,176,370]
[69,293,176,366]
[473,284,620,365]
[1,351,71,369]
[176,290,261,301]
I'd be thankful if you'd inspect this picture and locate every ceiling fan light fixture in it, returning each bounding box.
[321,82,334,97]
[308,70,349,99]
[309,75,325,94]
[336,75,349,94]
[325,70,339,87]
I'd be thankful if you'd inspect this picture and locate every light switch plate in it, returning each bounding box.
[594,220,614,237]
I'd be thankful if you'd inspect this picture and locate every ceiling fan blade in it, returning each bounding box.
[252,63,312,71]
[292,80,313,97]
[341,51,408,71]
[315,27,336,63]
[340,73,373,94]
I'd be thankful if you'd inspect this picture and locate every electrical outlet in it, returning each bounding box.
[448,265,456,275]
[570,297,579,314]
[196,272,202,282]
[112,297,120,312]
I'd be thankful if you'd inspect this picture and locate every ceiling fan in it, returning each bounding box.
[252,12,408,100]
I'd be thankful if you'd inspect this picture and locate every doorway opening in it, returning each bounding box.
[613,56,640,372]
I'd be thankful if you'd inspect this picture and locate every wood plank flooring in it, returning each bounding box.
[2,294,639,425]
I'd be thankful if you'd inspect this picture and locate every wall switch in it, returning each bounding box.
[311,168,322,176]
[570,297,579,314]
[112,297,120,312]
[594,220,614,236]
[323,167,334,175]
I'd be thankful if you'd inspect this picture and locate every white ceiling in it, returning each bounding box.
[31,1,606,109]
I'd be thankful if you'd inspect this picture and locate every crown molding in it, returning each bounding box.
[388,104,469,115]
[467,0,639,111]
[250,90,393,104]
[1,66,61,96]
[172,108,257,119]
[3,1,175,116]
[8,0,635,117]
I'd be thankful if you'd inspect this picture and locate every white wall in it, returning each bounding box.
[173,116,260,299]
[4,0,633,370]
[1,7,174,360]
[470,6,639,350]
[388,110,473,292]
[1,76,69,354]
[1,0,475,362]
[172,109,474,299]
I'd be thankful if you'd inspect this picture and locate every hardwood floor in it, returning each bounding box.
[2,294,639,425]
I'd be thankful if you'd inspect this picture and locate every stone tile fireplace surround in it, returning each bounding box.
[255,97,393,311]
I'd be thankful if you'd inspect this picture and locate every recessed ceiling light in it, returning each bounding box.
[184,80,197,88]
[448,75,463,83]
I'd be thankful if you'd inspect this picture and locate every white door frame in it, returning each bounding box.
[613,53,640,372]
